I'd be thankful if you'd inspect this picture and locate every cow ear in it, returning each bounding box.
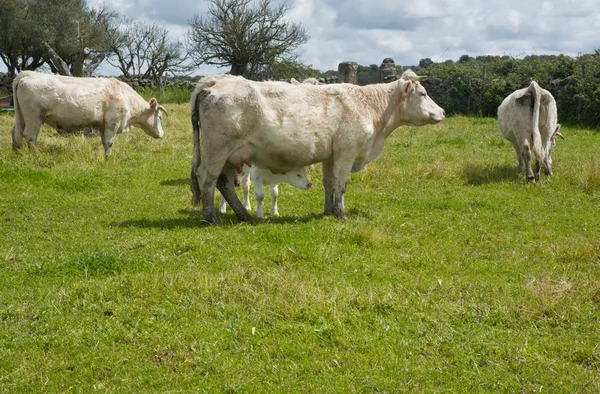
[149,97,158,109]
[403,80,413,93]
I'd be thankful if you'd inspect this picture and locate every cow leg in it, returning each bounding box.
[11,125,24,150]
[331,160,353,222]
[100,127,117,158]
[216,165,254,223]
[23,119,42,150]
[534,159,541,182]
[270,184,279,216]
[254,178,265,218]
[507,136,524,173]
[520,143,535,182]
[322,161,335,215]
[241,171,252,211]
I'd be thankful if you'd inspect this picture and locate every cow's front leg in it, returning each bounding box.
[101,127,117,158]
[331,160,353,222]
[217,165,254,223]
[322,161,335,215]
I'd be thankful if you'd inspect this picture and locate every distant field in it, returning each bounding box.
[0,106,599,392]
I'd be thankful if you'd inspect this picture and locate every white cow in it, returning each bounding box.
[218,165,312,218]
[498,80,563,182]
[190,71,445,223]
[11,71,167,157]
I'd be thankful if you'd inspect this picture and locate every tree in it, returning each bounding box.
[187,0,309,78]
[0,0,45,76]
[418,58,434,68]
[107,20,193,88]
[259,59,320,81]
[0,0,117,76]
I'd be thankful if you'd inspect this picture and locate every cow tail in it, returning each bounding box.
[529,81,543,163]
[190,88,202,206]
[11,73,26,148]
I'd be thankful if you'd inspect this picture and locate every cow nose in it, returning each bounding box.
[442,109,445,118]
[307,181,312,189]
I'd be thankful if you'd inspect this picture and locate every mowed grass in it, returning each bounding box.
[0,106,599,393]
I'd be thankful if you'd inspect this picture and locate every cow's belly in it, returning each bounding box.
[43,108,104,131]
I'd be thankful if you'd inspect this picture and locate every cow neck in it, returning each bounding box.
[127,94,150,128]
[368,80,405,138]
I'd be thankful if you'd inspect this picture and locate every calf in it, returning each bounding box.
[11,71,167,157]
[497,81,563,182]
[219,165,312,218]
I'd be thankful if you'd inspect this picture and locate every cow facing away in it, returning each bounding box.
[11,71,167,157]
[497,81,564,182]
[190,71,445,223]
[218,165,312,218]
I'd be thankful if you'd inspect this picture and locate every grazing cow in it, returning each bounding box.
[497,80,564,182]
[219,165,312,218]
[11,71,167,157]
[190,71,444,223]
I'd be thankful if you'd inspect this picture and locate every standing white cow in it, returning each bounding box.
[190,71,445,223]
[11,71,167,157]
[218,165,312,218]
[497,80,563,182]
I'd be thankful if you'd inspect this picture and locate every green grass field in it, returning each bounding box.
[1,105,599,392]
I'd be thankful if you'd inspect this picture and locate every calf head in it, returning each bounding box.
[284,167,312,190]
[140,97,167,138]
[399,76,445,126]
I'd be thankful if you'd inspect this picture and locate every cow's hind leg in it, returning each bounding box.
[217,165,254,223]
[23,119,42,150]
[11,125,24,150]
[520,143,535,182]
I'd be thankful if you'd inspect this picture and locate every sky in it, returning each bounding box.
[5,0,600,76]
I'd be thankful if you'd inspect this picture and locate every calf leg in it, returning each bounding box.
[241,172,252,211]
[254,179,265,218]
[270,184,279,216]
[218,193,227,213]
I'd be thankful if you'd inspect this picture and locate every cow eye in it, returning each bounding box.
[297,174,301,178]
[420,92,427,97]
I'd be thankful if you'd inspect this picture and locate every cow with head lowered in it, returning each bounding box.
[11,71,167,157]
[497,80,563,182]
[190,70,445,223]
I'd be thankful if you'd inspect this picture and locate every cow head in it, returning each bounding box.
[398,76,445,126]
[140,97,167,139]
